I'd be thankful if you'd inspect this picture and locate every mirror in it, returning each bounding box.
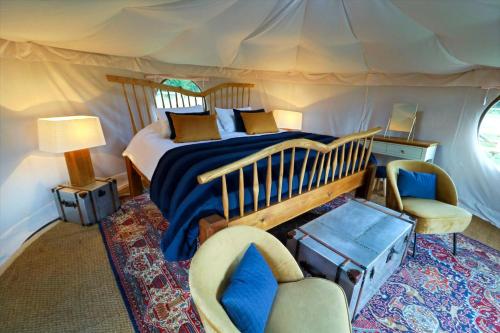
[384,103,418,140]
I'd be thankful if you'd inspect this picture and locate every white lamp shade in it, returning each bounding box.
[273,109,303,130]
[38,116,106,153]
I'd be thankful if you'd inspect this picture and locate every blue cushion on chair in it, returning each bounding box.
[221,243,278,333]
[397,168,437,200]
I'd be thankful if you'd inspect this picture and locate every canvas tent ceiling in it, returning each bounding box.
[1,0,499,76]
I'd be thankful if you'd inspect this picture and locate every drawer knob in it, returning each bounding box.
[400,150,405,154]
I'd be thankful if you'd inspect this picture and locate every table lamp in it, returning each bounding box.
[38,116,106,187]
[273,109,303,131]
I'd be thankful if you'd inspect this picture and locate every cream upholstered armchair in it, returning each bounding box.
[386,160,472,256]
[189,225,351,333]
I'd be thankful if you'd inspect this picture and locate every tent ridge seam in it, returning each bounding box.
[1,39,498,88]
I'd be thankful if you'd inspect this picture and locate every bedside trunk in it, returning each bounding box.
[286,200,413,320]
[52,177,120,225]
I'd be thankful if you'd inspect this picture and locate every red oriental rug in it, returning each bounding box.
[100,193,499,333]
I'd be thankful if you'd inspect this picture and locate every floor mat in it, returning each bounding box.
[100,193,499,333]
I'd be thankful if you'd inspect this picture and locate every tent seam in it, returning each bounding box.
[340,0,370,75]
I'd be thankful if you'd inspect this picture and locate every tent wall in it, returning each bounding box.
[0,56,252,265]
[259,81,500,224]
[0,59,134,265]
[1,50,499,267]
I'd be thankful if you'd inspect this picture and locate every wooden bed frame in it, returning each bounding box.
[107,74,380,242]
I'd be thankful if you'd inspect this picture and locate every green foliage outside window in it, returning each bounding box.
[155,79,202,108]
[163,79,201,92]
[478,99,500,167]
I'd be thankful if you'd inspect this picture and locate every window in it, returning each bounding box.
[155,78,203,108]
[478,96,500,167]
[162,78,201,93]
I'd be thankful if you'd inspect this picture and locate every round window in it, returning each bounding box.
[478,96,500,167]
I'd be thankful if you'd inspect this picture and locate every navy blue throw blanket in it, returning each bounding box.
[150,132,376,261]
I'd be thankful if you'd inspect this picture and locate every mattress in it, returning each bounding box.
[122,122,277,180]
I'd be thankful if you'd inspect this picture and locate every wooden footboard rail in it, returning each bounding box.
[197,127,381,242]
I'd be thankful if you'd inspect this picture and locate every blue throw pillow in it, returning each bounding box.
[397,168,437,199]
[221,243,278,333]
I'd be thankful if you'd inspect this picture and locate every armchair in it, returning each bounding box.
[386,160,472,256]
[189,225,351,333]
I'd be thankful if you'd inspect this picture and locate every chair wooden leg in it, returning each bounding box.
[412,232,417,257]
[383,178,387,197]
[452,233,457,256]
[371,178,378,193]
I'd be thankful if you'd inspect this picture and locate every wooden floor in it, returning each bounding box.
[370,192,500,251]
[463,216,500,251]
[0,191,498,332]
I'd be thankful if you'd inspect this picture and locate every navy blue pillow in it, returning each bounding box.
[376,165,387,178]
[221,243,278,333]
[233,109,265,132]
[397,168,437,200]
[165,111,209,139]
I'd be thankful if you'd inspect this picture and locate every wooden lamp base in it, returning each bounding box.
[64,148,95,187]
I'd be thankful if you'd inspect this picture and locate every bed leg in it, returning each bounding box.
[199,215,228,245]
[125,157,143,197]
[355,163,376,200]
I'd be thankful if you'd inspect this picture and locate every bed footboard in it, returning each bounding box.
[197,127,381,242]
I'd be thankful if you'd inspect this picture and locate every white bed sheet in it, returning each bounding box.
[123,122,282,180]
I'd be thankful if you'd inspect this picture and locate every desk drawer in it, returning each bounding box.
[387,144,424,159]
[372,141,387,154]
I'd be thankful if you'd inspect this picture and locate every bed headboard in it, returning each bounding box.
[106,75,255,134]
[203,83,254,114]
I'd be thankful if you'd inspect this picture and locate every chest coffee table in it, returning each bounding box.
[287,199,414,319]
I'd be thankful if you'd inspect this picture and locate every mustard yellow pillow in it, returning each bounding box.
[240,112,278,134]
[170,114,221,143]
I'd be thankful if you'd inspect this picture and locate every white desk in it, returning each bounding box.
[372,136,439,162]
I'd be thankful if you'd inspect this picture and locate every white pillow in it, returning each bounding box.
[155,105,204,138]
[215,106,252,132]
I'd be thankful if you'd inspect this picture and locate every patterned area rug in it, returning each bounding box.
[100,194,499,333]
